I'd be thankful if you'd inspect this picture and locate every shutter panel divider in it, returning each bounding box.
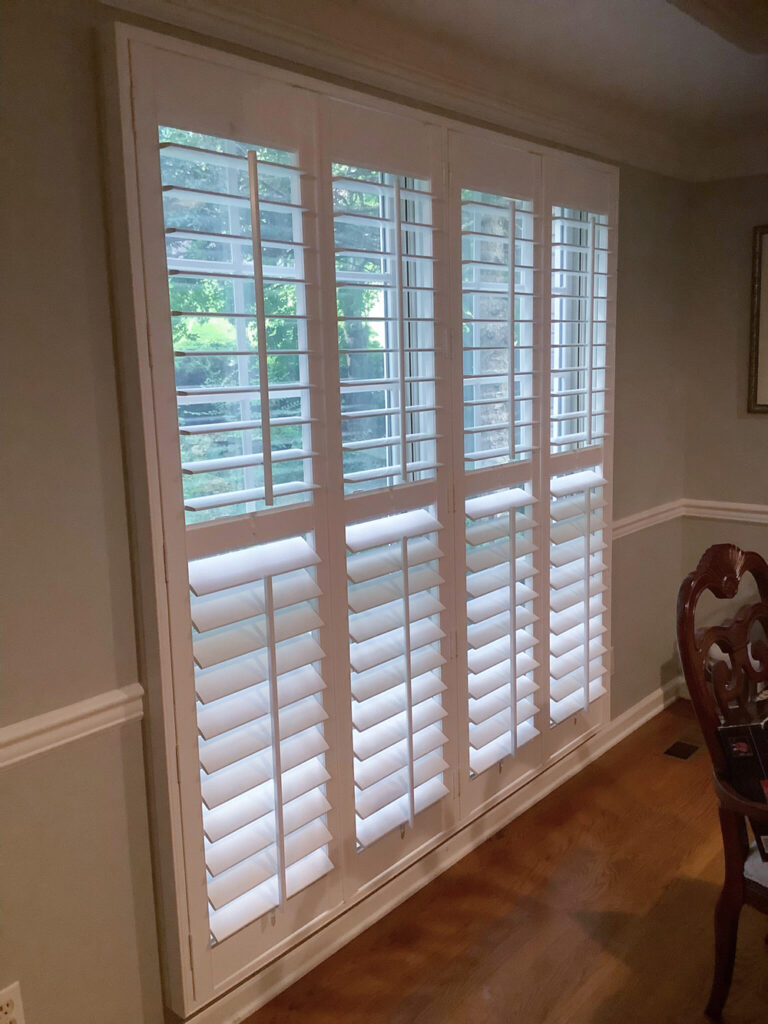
[246,151,273,508]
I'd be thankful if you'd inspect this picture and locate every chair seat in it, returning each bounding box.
[744,845,768,888]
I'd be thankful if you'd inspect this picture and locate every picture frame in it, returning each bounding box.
[748,224,768,413]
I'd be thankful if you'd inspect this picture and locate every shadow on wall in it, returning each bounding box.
[660,649,683,689]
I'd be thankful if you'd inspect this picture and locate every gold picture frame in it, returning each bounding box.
[748,224,768,413]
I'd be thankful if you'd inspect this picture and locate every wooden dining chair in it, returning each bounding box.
[677,543,768,1019]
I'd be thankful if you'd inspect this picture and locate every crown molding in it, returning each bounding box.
[96,0,755,181]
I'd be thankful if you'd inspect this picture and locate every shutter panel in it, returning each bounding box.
[160,135,316,523]
[333,166,438,492]
[189,534,332,943]
[158,127,333,947]
[457,177,541,784]
[331,141,451,859]
[548,467,608,724]
[545,192,613,736]
[346,510,449,848]
[461,190,535,471]
[465,486,540,775]
[549,207,611,456]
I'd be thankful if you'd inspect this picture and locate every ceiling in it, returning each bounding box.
[349,0,768,134]
[109,0,768,177]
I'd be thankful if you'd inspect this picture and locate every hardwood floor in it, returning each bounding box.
[247,702,768,1024]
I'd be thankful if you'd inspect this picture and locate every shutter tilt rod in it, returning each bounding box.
[248,151,274,507]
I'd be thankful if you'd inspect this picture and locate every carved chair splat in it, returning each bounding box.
[677,544,768,1020]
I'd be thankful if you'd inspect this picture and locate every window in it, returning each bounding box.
[115,31,616,1018]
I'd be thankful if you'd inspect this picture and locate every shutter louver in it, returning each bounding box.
[346,509,449,847]
[465,486,540,775]
[159,134,316,524]
[461,190,535,470]
[548,468,608,724]
[333,166,438,492]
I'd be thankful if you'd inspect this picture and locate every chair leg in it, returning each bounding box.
[705,887,742,1020]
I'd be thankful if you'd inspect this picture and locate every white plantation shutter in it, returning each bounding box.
[346,510,449,847]
[162,137,317,518]
[333,166,439,490]
[153,113,339,956]
[543,177,615,737]
[324,106,453,867]
[461,191,535,470]
[549,207,610,454]
[464,486,540,775]
[120,37,617,1014]
[191,535,332,942]
[548,469,608,724]
[448,134,546,801]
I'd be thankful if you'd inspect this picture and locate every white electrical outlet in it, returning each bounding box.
[0,982,25,1024]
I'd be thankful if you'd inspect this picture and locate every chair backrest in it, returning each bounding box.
[676,544,768,773]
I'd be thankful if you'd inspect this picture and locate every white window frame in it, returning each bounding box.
[105,23,617,1019]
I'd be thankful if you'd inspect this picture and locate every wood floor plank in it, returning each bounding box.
[245,702,767,1023]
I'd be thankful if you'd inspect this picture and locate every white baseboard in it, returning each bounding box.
[190,677,683,1024]
[0,684,145,769]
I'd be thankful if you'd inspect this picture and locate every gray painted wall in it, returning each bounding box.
[679,179,768,674]
[1,2,165,1022]
[614,166,691,518]
[685,175,768,505]
[0,728,163,1023]
[1,2,765,1021]
[1,0,139,728]
[609,166,692,718]
[611,519,685,718]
